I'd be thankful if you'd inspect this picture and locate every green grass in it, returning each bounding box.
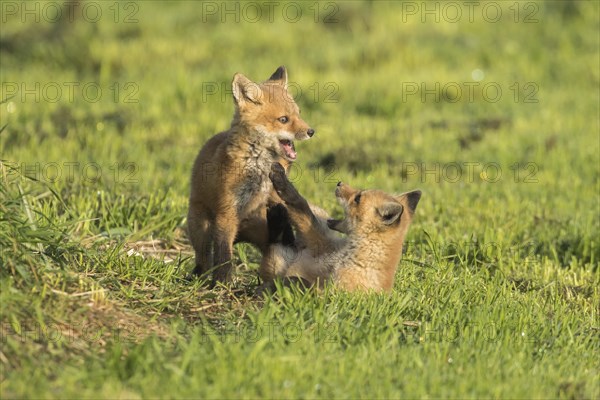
[1,1,598,398]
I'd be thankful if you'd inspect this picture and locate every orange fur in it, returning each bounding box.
[261,163,421,292]
[188,67,314,284]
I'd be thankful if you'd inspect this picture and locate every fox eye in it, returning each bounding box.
[278,116,289,124]
[354,193,361,205]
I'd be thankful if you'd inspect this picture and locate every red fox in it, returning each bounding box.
[260,163,421,292]
[188,67,314,284]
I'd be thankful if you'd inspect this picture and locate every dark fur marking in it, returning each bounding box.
[267,203,296,246]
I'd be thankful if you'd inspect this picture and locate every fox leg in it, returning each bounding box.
[235,207,271,254]
[269,164,311,212]
[267,203,295,246]
[269,163,331,249]
[254,204,294,283]
[187,206,214,277]
[212,211,238,284]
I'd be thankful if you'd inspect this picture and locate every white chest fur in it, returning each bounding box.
[234,145,276,215]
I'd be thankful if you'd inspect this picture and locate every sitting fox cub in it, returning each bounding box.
[261,163,421,292]
[188,67,314,284]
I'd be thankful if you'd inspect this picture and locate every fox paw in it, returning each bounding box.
[269,163,287,188]
[270,163,302,204]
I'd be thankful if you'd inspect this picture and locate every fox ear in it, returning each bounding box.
[232,73,263,105]
[377,202,404,226]
[397,190,422,215]
[268,66,288,87]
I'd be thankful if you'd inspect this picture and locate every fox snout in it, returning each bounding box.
[291,114,314,141]
[335,182,358,202]
[294,127,315,141]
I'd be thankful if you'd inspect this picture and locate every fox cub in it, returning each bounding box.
[188,67,314,284]
[261,163,421,292]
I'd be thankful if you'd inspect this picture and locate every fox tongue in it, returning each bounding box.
[280,140,297,160]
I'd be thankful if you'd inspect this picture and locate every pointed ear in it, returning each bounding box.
[232,73,262,105]
[377,202,404,226]
[399,190,422,215]
[268,66,288,87]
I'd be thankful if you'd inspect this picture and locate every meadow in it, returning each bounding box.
[1,1,598,398]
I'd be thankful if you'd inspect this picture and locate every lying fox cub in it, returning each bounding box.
[260,163,421,292]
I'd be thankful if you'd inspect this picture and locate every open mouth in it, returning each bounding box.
[279,140,297,160]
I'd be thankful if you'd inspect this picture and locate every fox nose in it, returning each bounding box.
[307,128,315,137]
